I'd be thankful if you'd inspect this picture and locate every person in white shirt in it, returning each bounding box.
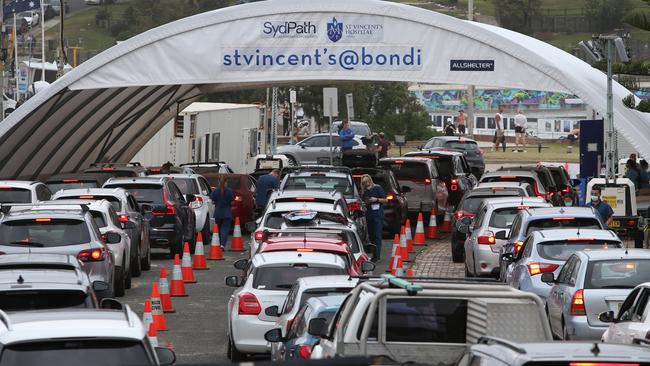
[513,110,528,152]
[493,107,505,152]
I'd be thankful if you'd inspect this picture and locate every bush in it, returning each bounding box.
[636,99,650,112]
[623,94,636,109]
[110,22,128,37]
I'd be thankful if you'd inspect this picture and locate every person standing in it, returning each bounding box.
[586,187,614,228]
[282,102,290,136]
[360,175,387,262]
[210,177,234,249]
[493,107,505,152]
[444,121,456,136]
[339,119,355,152]
[457,110,466,135]
[377,132,391,159]
[513,110,528,152]
[255,169,280,214]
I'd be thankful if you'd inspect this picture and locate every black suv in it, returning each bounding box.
[496,165,559,205]
[45,172,110,194]
[83,162,147,180]
[103,177,196,255]
[421,136,485,178]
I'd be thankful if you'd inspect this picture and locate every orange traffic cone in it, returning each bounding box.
[414,212,426,245]
[442,209,452,233]
[143,299,153,333]
[170,254,187,297]
[389,234,400,272]
[391,253,404,276]
[406,267,414,277]
[181,242,196,283]
[405,219,414,253]
[150,282,167,331]
[399,226,410,262]
[193,232,209,270]
[208,224,224,260]
[426,208,439,239]
[147,322,159,347]
[231,217,244,252]
[159,267,174,313]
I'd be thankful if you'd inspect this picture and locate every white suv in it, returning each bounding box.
[0,180,52,204]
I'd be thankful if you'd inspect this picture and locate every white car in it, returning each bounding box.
[3,93,17,117]
[601,281,650,344]
[0,180,52,204]
[474,181,536,197]
[225,251,349,361]
[18,11,39,27]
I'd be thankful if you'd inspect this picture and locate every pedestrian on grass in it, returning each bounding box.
[444,121,456,136]
[514,110,528,152]
[339,119,355,152]
[360,174,387,262]
[210,176,234,249]
[457,110,466,135]
[586,186,614,228]
[377,132,391,159]
[493,107,506,152]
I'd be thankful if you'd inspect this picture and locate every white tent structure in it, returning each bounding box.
[0,0,648,179]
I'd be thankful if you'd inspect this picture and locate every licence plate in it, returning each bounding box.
[610,220,620,228]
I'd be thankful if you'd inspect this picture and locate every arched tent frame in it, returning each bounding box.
[0,0,647,179]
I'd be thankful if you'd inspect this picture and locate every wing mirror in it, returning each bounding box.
[92,280,110,292]
[185,194,196,204]
[361,261,376,273]
[307,317,329,338]
[155,347,176,366]
[401,185,412,193]
[264,328,284,343]
[244,221,257,232]
[599,310,616,323]
[265,305,280,317]
[233,259,248,271]
[224,275,243,288]
[140,203,153,214]
[100,298,123,310]
[105,232,122,244]
[541,272,555,283]
[121,221,136,230]
[501,252,515,263]
[494,230,508,240]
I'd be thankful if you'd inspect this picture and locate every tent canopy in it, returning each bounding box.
[1,0,647,179]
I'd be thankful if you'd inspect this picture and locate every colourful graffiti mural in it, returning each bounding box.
[413,89,582,112]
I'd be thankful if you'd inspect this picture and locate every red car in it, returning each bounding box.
[203,173,256,226]
[257,235,374,275]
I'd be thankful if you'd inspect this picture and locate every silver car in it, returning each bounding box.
[276,133,366,166]
[545,249,650,340]
[0,203,117,299]
[0,180,52,204]
[462,197,551,278]
[504,229,622,301]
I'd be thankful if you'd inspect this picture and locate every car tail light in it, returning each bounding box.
[101,167,114,171]
[191,195,203,209]
[254,231,264,241]
[153,191,177,215]
[34,218,51,222]
[561,187,571,194]
[394,160,404,164]
[348,201,362,212]
[455,211,475,219]
[553,217,575,221]
[513,241,524,254]
[295,197,315,201]
[386,193,395,201]
[298,344,313,359]
[527,262,559,276]
[78,248,106,262]
[238,292,261,315]
[477,234,496,245]
[627,219,638,227]
[479,149,484,156]
[570,289,586,316]
[63,179,80,183]
[450,178,458,191]
[79,195,94,199]
[118,214,130,223]
[233,193,242,203]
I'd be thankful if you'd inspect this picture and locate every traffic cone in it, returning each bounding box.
[142,299,153,333]
[414,212,426,245]
[426,208,439,239]
[442,208,452,233]
[208,224,224,260]
[231,217,245,252]
[147,322,159,347]
[392,253,404,276]
[389,234,400,272]
[170,254,187,297]
[406,267,414,278]
[405,219,414,253]
[159,267,174,313]
[150,282,167,331]
[399,226,410,262]
[181,242,196,283]
[193,232,209,270]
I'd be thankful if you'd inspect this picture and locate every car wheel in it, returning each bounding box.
[141,245,151,271]
[229,337,246,362]
[131,244,142,277]
[125,261,132,290]
[201,218,211,244]
[114,265,126,297]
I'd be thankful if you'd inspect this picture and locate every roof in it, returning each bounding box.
[481,170,538,178]
[251,251,347,268]
[0,181,39,189]
[104,177,165,185]
[180,102,259,114]
[2,203,89,217]
[148,173,201,180]
[0,268,89,289]
[44,173,109,182]
[0,254,80,268]
[430,136,478,142]
[379,157,431,163]
[578,248,650,260]
[306,294,347,310]
[404,150,463,157]
[531,228,619,242]
[476,182,529,189]
[523,206,597,217]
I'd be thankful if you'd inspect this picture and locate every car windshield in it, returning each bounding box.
[253,265,346,290]
[537,240,621,261]
[55,195,121,212]
[105,184,162,204]
[585,259,650,289]
[0,219,90,247]
[460,197,485,213]
[284,176,353,196]
[47,181,98,193]
[0,188,31,203]
[526,218,602,235]
[383,162,429,181]
[0,340,149,366]
[170,178,199,194]
[0,290,91,311]
[488,208,519,229]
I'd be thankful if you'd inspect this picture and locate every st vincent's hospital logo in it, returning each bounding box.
[327,17,343,42]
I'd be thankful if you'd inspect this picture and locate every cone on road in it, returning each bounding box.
[159,267,174,313]
[143,299,153,333]
[405,219,414,253]
[147,322,159,347]
[193,232,209,270]
[392,253,404,276]
[406,267,414,278]
[170,254,187,297]
[181,242,196,283]
[389,234,400,272]
[399,226,410,262]
[442,208,452,233]
[231,217,245,252]
[208,224,224,260]
[150,282,167,331]
[414,212,426,245]
[426,208,439,239]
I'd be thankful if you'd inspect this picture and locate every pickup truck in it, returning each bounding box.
[309,275,551,365]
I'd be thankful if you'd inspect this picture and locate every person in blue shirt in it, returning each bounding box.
[586,186,614,228]
[210,177,234,249]
[360,174,387,262]
[255,169,280,213]
[338,119,355,151]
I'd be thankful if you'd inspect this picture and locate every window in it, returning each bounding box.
[90,211,107,228]
[488,208,518,229]
[475,117,486,129]
[508,215,521,240]
[618,288,641,321]
[0,289,90,311]
[556,256,577,285]
[36,185,51,201]
[385,298,468,343]
[211,133,220,161]
[107,184,163,204]
[525,218,602,234]
[0,219,91,247]
[281,284,299,314]
[433,115,442,127]
[189,114,197,139]
[585,260,650,290]
[521,237,534,259]
[174,115,184,138]
[248,177,256,193]
[0,188,31,203]
[198,177,211,195]
[287,305,309,339]
[252,265,346,290]
[473,206,488,229]
[633,289,650,321]
[487,117,495,129]
[169,183,185,202]
[169,178,199,195]
[537,240,620,261]
[127,195,139,212]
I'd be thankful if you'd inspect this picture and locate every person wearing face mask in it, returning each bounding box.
[360,174,387,262]
[586,187,614,228]
[562,194,574,207]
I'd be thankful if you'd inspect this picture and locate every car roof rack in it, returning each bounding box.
[477,336,527,354]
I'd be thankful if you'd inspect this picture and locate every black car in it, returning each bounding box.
[545,165,572,196]
[103,177,196,256]
[496,165,559,205]
[84,162,147,180]
[45,172,110,194]
[350,167,409,235]
[404,150,477,209]
[421,136,485,178]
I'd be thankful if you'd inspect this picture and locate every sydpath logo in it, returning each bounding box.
[261,21,317,39]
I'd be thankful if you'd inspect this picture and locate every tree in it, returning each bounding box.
[585,0,630,33]
[493,0,541,34]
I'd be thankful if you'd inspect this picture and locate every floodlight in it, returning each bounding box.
[579,40,603,63]
[614,37,630,63]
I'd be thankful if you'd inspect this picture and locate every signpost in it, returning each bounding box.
[346,93,354,120]
[323,87,338,164]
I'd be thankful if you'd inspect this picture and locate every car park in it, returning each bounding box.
[51,187,151,276]
[0,203,117,299]
[0,307,176,365]
[45,173,109,193]
[460,197,551,277]
[504,229,622,301]
[0,180,52,204]
[84,162,148,178]
[179,161,234,174]
[276,133,367,166]
[103,177,196,255]
[202,173,256,226]
[545,249,650,340]
[225,251,348,361]
[421,136,485,178]
[601,281,650,344]
[351,167,409,234]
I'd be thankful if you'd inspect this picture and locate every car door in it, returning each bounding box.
[609,287,643,343]
[465,205,488,274]
[298,136,329,164]
[548,256,577,333]
[507,236,533,288]
[624,288,650,343]
[125,194,146,252]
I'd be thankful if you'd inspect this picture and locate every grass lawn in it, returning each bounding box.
[483,142,578,162]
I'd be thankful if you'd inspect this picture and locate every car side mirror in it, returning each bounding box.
[140,204,153,214]
[401,186,412,193]
[541,272,555,283]
[361,261,376,273]
[264,328,283,343]
[100,298,123,310]
[224,275,242,288]
[599,310,616,323]
[308,318,329,338]
[494,230,507,240]
[456,216,473,234]
[155,347,176,366]
[121,221,136,230]
[501,252,515,263]
[105,232,122,244]
[244,221,257,232]
[233,259,248,271]
[300,144,306,149]
[92,280,110,292]
[265,305,280,317]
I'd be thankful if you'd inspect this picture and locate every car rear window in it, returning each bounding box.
[473,188,525,197]
[0,188,31,203]
[537,240,621,261]
[432,158,454,179]
[85,170,138,178]
[170,178,199,194]
[253,265,346,290]
[0,219,91,247]
[55,195,122,212]
[585,259,650,289]
[90,211,106,229]
[105,184,163,204]
[525,218,602,234]
[481,176,538,190]
[284,176,353,196]
[0,340,149,366]
[47,181,98,193]
[489,208,519,229]
[383,162,430,181]
[189,166,224,175]
[549,169,569,187]
[445,141,479,151]
[0,290,91,311]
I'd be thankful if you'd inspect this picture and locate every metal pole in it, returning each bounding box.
[1,0,5,119]
[606,38,614,181]
[329,97,333,164]
[466,0,475,137]
[56,0,65,78]
[13,15,18,100]
[270,87,278,155]
[40,0,45,81]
